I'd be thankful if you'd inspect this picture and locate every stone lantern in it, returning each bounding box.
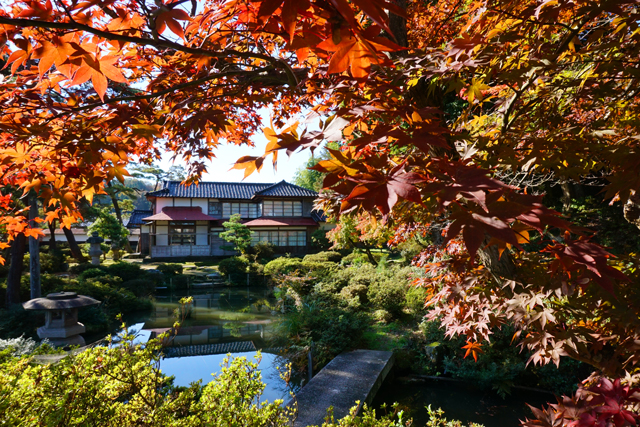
[23,292,100,347]
[86,232,104,265]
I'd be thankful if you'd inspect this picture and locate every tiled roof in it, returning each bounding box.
[254,181,318,198]
[310,210,327,222]
[146,180,317,199]
[243,218,318,227]
[143,207,217,221]
[126,209,153,228]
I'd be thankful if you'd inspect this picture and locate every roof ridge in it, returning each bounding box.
[165,180,275,186]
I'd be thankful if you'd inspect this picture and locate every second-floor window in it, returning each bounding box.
[221,202,260,218]
[263,200,302,217]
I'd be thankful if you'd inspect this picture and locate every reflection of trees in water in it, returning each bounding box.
[222,322,242,338]
[264,353,303,397]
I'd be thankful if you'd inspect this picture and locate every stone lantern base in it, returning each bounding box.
[37,321,87,347]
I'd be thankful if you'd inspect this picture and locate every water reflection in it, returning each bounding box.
[144,287,277,348]
[121,287,298,399]
[373,378,552,427]
[161,351,298,402]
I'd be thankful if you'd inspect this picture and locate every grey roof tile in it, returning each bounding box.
[126,209,153,228]
[147,180,317,199]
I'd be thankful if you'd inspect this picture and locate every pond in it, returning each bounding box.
[372,377,554,427]
[117,286,300,402]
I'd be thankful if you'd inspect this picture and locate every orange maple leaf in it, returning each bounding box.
[156,7,191,40]
[462,341,483,362]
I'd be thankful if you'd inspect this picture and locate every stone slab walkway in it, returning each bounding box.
[292,349,394,427]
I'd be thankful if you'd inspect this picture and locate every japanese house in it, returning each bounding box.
[135,180,326,258]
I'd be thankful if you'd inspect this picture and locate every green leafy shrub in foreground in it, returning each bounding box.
[0,331,481,427]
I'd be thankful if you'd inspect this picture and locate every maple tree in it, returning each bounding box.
[2,0,640,424]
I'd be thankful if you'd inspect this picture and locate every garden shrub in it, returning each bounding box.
[218,256,250,284]
[0,306,44,340]
[404,285,427,315]
[105,262,146,283]
[303,251,343,263]
[367,279,406,316]
[372,309,392,324]
[339,284,368,308]
[70,262,106,275]
[39,249,68,273]
[121,278,157,297]
[79,268,110,281]
[263,257,303,276]
[170,274,190,290]
[251,241,277,262]
[275,297,369,370]
[156,263,184,277]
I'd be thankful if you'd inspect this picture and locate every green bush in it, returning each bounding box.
[339,284,368,308]
[251,241,277,262]
[170,274,190,290]
[121,278,157,297]
[303,251,343,263]
[405,285,427,315]
[367,279,406,316]
[105,262,146,283]
[310,228,331,251]
[0,306,44,340]
[39,249,68,273]
[70,262,105,275]
[263,257,303,276]
[218,256,250,285]
[275,297,369,370]
[156,263,184,277]
[79,268,109,281]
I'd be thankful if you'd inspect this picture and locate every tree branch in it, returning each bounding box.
[0,16,299,87]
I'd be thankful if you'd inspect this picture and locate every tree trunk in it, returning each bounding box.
[29,192,41,299]
[63,226,84,262]
[561,182,572,213]
[624,191,640,230]
[389,0,408,48]
[107,181,133,252]
[47,218,57,250]
[363,246,378,266]
[6,233,26,307]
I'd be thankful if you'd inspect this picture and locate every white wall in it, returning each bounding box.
[173,198,190,207]
[156,198,173,212]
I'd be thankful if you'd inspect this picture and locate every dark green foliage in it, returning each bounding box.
[0,306,44,339]
[105,262,147,283]
[310,229,331,251]
[156,263,184,277]
[250,241,277,262]
[418,320,591,396]
[275,296,369,370]
[218,256,250,285]
[220,214,253,254]
[120,278,157,297]
[39,249,68,274]
[170,274,190,290]
[69,262,103,275]
[79,268,110,281]
[303,251,343,263]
